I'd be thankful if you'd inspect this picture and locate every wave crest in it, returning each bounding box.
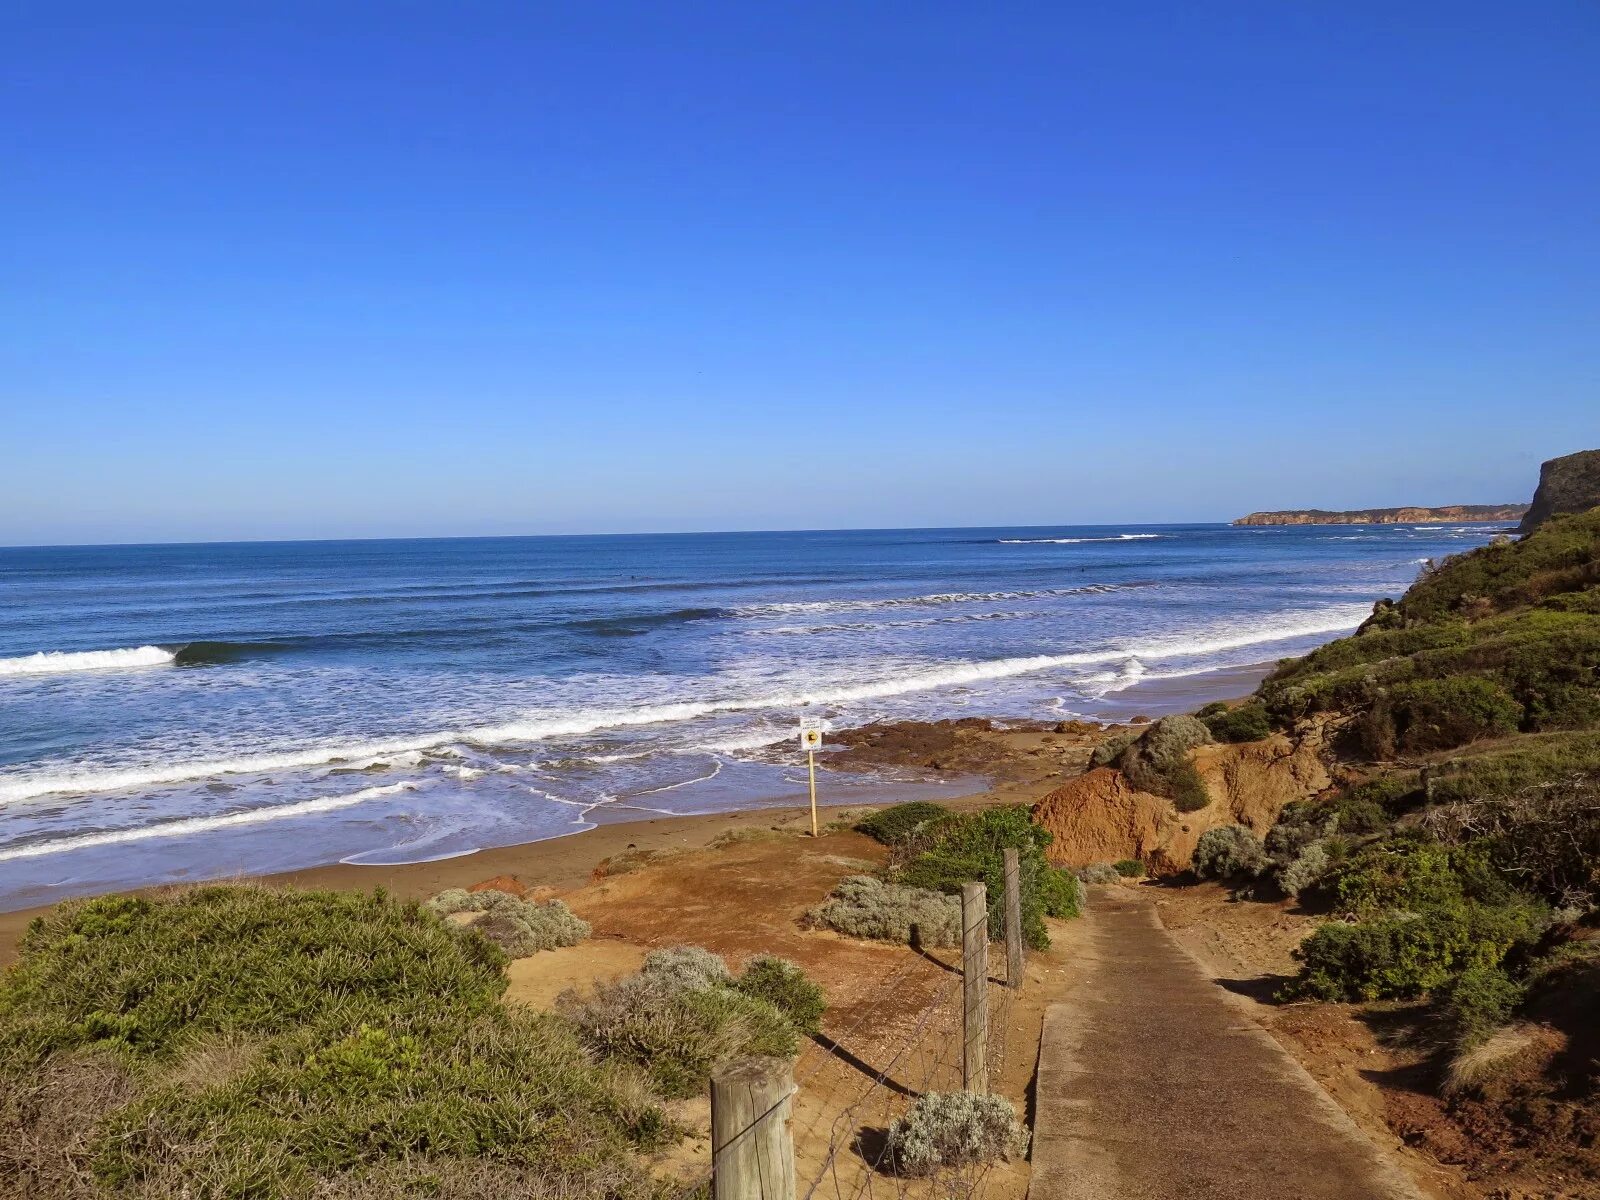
[0,646,176,677]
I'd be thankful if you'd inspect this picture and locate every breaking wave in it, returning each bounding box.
[997,534,1163,545]
[0,646,176,677]
[0,782,418,862]
[0,603,1367,805]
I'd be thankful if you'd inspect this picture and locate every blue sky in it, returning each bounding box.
[4,2,1597,545]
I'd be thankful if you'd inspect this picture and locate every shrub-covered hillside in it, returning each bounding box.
[1233,497,1600,1186]
[1256,507,1600,757]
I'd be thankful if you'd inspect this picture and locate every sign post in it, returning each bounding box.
[798,720,824,837]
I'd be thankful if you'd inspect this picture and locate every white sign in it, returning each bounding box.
[798,719,824,752]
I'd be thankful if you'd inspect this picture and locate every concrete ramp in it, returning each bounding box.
[1029,889,1421,1200]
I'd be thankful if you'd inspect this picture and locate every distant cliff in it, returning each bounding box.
[1233,504,1526,527]
[1518,450,1600,533]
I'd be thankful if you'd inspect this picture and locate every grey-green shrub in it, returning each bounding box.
[1075,862,1122,885]
[809,875,962,946]
[427,888,590,958]
[884,1091,1027,1175]
[1097,715,1214,808]
[641,945,731,992]
[1192,825,1268,879]
[559,956,798,1099]
[1278,841,1331,898]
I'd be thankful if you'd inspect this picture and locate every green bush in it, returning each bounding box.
[0,886,668,1199]
[1113,859,1145,878]
[1192,825,1268,880]
[896,805,1074,948]
[640,944,732,992]
[854,802,951,848]
[1200,700,1273,743]
[1167,757,1213,812]
[1278,842,1332,899]
[1293,900,1545,1001]
[1332,836,1517,918]
[734,956,825,1036]
[1437,963,1525,1049]
[810,876,962,946]
[884,1091,1027,1175]
[1363,677,1523,756]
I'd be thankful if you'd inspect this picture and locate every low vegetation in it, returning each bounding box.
[819,803,1081,948]
[810,875,963,946]
[0,885,669,1199]
[427,887,591,957]
[1191,825,1268,881]
[1225,483,1600,1187]
[883,1090,1027,1176]
[1094,715,1214,811]
[559,946,815,1099]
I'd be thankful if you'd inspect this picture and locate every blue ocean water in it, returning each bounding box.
[0,522,1503,907]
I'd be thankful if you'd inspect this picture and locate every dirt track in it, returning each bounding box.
[1029,887,1422,1200]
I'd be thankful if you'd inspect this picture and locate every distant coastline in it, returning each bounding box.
[1233,504,1526,527]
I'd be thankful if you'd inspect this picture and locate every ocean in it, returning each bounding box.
[0,522,1502,909]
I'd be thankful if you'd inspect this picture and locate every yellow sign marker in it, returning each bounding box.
[799,723,824,836]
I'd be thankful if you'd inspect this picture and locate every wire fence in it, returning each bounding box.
[667,907,1029,1200]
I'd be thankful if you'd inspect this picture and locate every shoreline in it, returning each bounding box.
[0,655,1278,949]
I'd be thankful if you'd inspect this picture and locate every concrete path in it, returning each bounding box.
[1028,888,1421,1200]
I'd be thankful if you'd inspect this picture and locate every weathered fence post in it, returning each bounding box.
[1002,847,1024,991]
[962,880,989,1093]
[711,1056,796,1200]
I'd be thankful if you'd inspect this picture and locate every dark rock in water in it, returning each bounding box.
[1519,449,1600,532]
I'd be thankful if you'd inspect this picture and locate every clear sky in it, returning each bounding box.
[4,2,1597,545]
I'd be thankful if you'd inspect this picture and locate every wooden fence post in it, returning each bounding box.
[1002,847,1024,991]
[962,880,989,1093]
[711,1056,796,1200]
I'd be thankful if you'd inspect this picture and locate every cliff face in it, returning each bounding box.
[1233,504,1526,527]
[1518,449,1600,533]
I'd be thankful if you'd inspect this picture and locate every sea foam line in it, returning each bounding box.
[0,646,176,677]
[0,782,418,862]
[0,603,1369,805]
[999,535,1160,545]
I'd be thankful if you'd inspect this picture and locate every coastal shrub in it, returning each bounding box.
[1332,836,1517,918]
[883,1091,1027,1176]
[1437,963,1525,1050]
[734,955,826,1036]
[1113,858,1145,878]
[1200,700,1273,743]
[1075,862,1122,885]
[1115,716,1213,799]
[1192,825,1268,880]
[641,944,733,992]
[855,801,952,850]
[1090,728,1143,768]
[1292,892,1547,1002]
[0,885,668,1199]
[1278,841,1332,899]
[427,888,590,958]
[1421,773,1600,904]
[559,955,799,1099]
[810,876,962,946]
[1363,677,1523,757]
[1167,758,1213,812]
[897,805,1077,948]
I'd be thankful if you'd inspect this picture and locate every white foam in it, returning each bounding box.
[0,604,1369,805]
[0,782,418,862]
[998,534,1163,544]
[0,646,176,677]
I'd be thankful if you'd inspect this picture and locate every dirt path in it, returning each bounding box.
[1029,887,1422,1200]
